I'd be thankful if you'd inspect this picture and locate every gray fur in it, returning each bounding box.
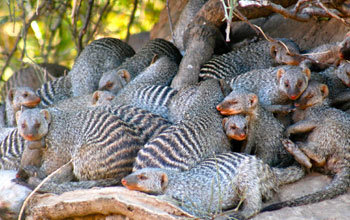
[133,79,231,171]
[124,152,304,219]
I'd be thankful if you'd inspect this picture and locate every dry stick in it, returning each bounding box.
[232,8,320,64]
[166,0,174,42]
[78,0,94,54]
[17,159,73,220]
[19,0,27,69]
[72,0,82,49]
[71,0,78,24]
[316,0,350,26]
[125,0,138,43]
[0,0,47,78]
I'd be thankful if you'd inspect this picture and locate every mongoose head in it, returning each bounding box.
[7,87,41,112]
[217,90,258,115]
[294,81,329,110]
[222,115,248,141]
[277,66,311,101]
[98,69,131,94]
[16,108,51,141]
[336,61,350,87]
[339,32,350,61]
[270,38,302,66]
[91,90,116,106]
[121,168,169,195]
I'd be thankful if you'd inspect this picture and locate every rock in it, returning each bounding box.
[252,172,350,220]
[25,187,195,220]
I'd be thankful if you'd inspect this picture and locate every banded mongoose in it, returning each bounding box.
[36,38,134,107]
[15,105,171,194]
[4,87,41,127]
[218,65,311,114]
[0,63,69,100]
[70,37,135,97]
[104,56,179,119]
[199,39,301,82]
[0,128,25,170]
[133,79,231,171]
[219,91,293,167]
[123,152,304,219]
[262,81,350,211]
[98,38,182,94]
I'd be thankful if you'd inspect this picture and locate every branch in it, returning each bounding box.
[78,0,94,54]
[87,0,111,43]
[1,0,48,78]
[125,0,138,43]
[166,0,174,42]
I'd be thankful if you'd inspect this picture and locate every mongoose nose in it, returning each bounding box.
[216,105,222,111]
[121,178,127,186]
[239,133,246,138]
[294,103,300,107]
[290,95,297,100]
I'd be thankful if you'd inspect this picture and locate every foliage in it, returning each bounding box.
[0,0,165,81]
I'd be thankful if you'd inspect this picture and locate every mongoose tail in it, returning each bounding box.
[262,168,349,212]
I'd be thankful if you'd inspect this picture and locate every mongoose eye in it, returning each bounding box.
[21,123,26,129]
[106,81,114,89]
[297,81,303,88]
[229,100,237,105]
[284,81,289,88]
[138,174,148,180]
[23,92,28,98]
[306,94,314,99]
[230,125,237,130]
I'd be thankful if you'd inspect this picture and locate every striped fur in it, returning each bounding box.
[1,63,68,101]
[17,104,171,193]
[199,40,273,81]
[99,39,182,93]
[36,75,72,107]
[125,152,304,219]
[112,85,177,119]
[70,38,135,97]
[133,80,231,171]
[0,129,25,170]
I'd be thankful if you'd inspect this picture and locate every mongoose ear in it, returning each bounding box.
[91,91,101,105]
[269,45,277,58]
[248,94,258,109]
[118,69,131,83]
[222,117,228,128]
[276,68,285,81]
[40,109,51,124]
[303,67,311,79]
[7,89,15,103]
[15,111,22,124]
[219,79,232,97]
[320,84,329,98]
[160,172,168,192]
[151,54,159,65]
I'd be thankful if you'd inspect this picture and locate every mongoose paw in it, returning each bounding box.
[282,139,312,168]
[18,165,46,180]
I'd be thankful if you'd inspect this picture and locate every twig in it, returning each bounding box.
[1,0,47,78]
[78,0,94,54]
[17,159,73,220]
[316,0,350,26]
[166,0,175,43]
[87,0,111,43]
[125,0,138,43]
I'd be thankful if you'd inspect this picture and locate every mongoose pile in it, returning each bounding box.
[2,29,350,220]
[262,81,350,211]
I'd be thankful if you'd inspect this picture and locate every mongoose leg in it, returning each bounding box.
[282,139,312,168]
[286,119,317,136]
